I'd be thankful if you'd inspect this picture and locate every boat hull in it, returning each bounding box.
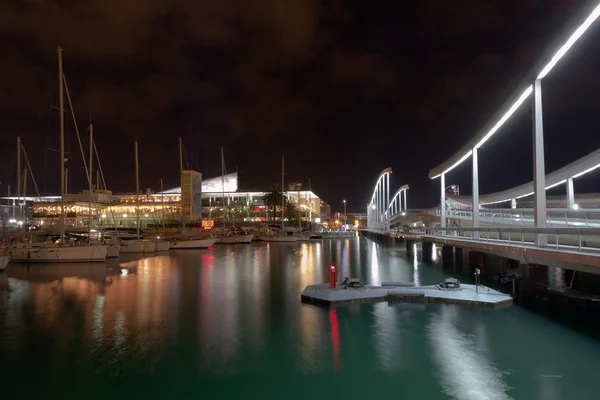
[236,234,254,244]
[170,238,217,249]
[259,235,298,242]
[106,245,120,258]
[120,240,155,253]
[217,236,238,244]
[9,245,107,263]
[154,240,170,251]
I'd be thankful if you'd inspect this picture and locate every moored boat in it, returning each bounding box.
[236,234,254,244]
[259,234,298,242]
[154,239,170,251]
[120,239,155,253]
[169,237,217,249]
[9,243,107,263]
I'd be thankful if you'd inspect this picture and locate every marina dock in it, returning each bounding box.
[301,281,513,308]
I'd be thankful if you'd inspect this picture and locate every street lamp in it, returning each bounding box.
[343,199,347,230]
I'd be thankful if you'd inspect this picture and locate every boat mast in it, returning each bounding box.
[178,137,184,230]
[221,146,229,228]
[308,177,312,233]
[16,136,20,223]
[88,120,93,244]
[160,178,165,230]
[58,47,65,241]
[281,155,284,233]
[135,141,140,239]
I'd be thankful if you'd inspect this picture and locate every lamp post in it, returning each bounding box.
[343,199,347,230]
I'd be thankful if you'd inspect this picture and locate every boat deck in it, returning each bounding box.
[301,281,513,308]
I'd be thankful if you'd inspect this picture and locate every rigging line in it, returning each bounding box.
[62,74,91,187]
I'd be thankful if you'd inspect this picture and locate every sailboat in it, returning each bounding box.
[120,141,155,253]
[9,47,107,263]
[153,179,170,251]
[259,155,297,242]
[216,147,254,244]
[169,138,217,249]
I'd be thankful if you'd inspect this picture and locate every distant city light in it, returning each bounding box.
[123,213,127,218]
[315,217,321,223]
[573,204,579,210]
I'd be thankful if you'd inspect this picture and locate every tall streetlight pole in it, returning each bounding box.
[343,199,347,230]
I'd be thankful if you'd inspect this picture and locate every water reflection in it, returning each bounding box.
[371,242,380,284]
[428,305,511,400]
[413,243,421,286]
[329,308,341,371]
[1,238,595,397]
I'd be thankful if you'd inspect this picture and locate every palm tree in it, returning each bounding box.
[262,184,286,221]
[285,202,299,226]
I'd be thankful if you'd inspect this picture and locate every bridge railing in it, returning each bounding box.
[403,227,600,253]
[446,208,600,227]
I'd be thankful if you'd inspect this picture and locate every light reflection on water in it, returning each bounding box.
[0,238,599,398]
[428,305,512,400]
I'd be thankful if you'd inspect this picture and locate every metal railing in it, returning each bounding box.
[385,207,600,228]
[405,226,600,253]
[445,208,600,227]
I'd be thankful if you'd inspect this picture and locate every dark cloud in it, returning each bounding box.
[0,0,597,210]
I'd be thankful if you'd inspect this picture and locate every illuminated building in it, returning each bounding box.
[1,172,327,229]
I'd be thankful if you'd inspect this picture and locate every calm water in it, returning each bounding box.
[1,237,600,399]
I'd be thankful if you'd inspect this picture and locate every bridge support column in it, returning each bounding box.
[533,79,547,246]
[454,247,464,269]
[442,245,454,268]
[472,147,480,239]
[567,177,575,209]
[440,173,446,228]
[468,251,484,275]
[421,241,433,262]
[403,189,407,211]
[406,239,415,256]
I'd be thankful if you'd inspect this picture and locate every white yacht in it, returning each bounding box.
[236,234,254,244]
[8,48,107,264]
[259,234,297,243]
[120,237,155,253]
[169,237,217,249]
[9,242,107,263]
[154,239,170,251]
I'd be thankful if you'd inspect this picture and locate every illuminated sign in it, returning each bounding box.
[202,219,215,230]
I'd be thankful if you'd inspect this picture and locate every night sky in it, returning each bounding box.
[2,0,600,214]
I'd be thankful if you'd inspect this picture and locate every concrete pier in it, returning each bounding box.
[301,281,513,309]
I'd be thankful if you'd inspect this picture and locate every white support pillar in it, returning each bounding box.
[567,177,575,209]
[533,79,547,245]
[375,184,379,223]
[472,147,480,239]
[403,189,407,211]
[386,174,390,230]
[441,173,446,228]
[386,174,390,212]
